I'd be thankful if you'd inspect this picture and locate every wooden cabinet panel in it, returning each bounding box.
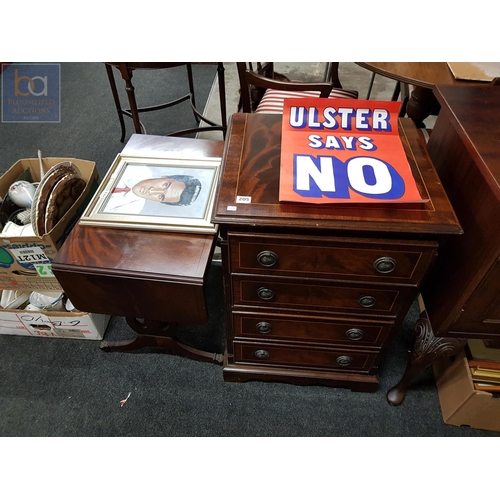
[230,232,437,285]
[233,312,393,347]
[233,341,379,373]
[420,86,500,340]
[232,276,412,318]
[448,258,500,335]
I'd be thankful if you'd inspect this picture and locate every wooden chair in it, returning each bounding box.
[323,62,343,88]
[237,62,358,114]
[364,70,410,118]
[105,62,227,142]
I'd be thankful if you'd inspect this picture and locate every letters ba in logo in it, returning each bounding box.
[293,154,405,200]
[14,69,48,97]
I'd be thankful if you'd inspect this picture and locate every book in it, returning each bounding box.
[470,366,500,383]
[279,98,427,204]
[468,358,500,371]
[473,382,500,393]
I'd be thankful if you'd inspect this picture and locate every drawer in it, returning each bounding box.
[229,232,437,285]
[233,341,379,373]
[233,312,393,347]
[232,275,415,318]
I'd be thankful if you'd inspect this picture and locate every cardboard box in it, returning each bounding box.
[434,350,500,432]
[0,304,110,340]
[0,157,98,290]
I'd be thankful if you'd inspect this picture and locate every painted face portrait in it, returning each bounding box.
[132,175,202,206]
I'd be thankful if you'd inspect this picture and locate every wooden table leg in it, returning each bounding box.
[386,310,466,406]
[100,317,224,364]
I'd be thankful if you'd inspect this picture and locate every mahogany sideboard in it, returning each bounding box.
[387,85,500,404]
[211,113,461,392]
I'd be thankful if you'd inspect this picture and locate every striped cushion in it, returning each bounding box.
[255,88,359,114]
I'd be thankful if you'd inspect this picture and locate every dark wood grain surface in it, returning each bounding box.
[212,113,462,236]
[421,85,500,338]
[431,85,500,189]
[55,223,215,282]
[356,62,481,89]
[53,223,215,322]
[53,134,224,324]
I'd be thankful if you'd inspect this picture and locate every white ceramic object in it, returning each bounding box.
[0,221,36,237]
[8,181,37,208]
[65,298,76,312]
[29,291,65,311]
[25,303,42,311]
[1,290,30,309]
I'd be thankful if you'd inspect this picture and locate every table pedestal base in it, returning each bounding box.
[406,86,441,127]
[100,317,224,364]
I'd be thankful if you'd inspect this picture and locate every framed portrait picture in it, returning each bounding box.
[79,154,221,233]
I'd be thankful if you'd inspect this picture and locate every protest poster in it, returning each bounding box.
[279,98,426,204]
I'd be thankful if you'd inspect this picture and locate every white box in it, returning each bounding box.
[0,307,110,340]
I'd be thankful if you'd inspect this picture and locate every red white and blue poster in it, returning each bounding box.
[279,98,426,204]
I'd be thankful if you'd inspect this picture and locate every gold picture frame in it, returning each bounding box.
[79,154,221,233]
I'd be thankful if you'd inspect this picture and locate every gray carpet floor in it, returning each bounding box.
[0,62,498,437]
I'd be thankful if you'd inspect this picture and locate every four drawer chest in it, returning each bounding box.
[211,113,461,392]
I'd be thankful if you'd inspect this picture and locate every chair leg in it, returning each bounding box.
[105,64,127,142]
[324,62,342,88]
[391,81,401,101]
[399,83,410,117]
[366,72,376,99]
[186,63,200,124]
[323,62,332,82]
[116,64,144,135]
[216,62,227,139]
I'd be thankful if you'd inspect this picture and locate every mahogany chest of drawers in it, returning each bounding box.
[212,113,461,391]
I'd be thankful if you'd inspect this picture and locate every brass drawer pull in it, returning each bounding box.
[374,257,396,274]
[255,349,270,359]
[257,250,278,267]
[346,328,364,341]
[257,287,275,301]
[256,321,273,334]
[336,355,352,366]
[358,295,376,308]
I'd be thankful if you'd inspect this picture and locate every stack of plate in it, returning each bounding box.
[31,161,86,236]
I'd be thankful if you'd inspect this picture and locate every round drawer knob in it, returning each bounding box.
[336,356,352,366]
[257,287,275,301]
[256,321,272,334]
[374,257,396,274]
[254,349,270,359]
[257,250,278,268]
[358,295,376,308]
[346,328,364,341]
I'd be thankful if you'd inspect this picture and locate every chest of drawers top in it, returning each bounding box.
[212,113,461,238]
